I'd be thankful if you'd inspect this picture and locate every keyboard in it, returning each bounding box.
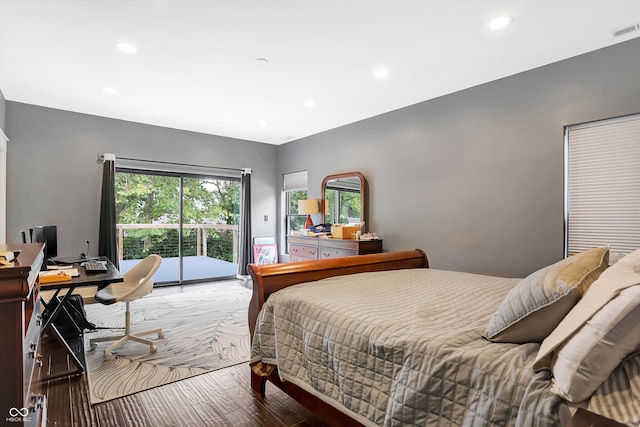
[84,260,108,273]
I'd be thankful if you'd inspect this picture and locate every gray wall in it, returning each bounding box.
[278,37,640,278]
[5,103,278,258]
[5,38,640,277]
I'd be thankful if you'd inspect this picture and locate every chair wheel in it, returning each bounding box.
[150,344,157,353]
[158,331,165,338]
[104,352,114,361]
[90,342,97,350]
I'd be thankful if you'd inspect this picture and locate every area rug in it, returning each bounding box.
[83,284,252,404]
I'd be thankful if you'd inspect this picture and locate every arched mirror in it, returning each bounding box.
[321,171,366,226]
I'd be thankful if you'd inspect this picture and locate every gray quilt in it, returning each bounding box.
[251,269,569,427]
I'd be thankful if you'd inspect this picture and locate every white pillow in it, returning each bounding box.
[534,248,640,369]
[549,284,640,402]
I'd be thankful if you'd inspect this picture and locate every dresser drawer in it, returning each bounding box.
[287,235,383,262]
[320,239,359,251]
[24,394,46,427]
[24,302,43,402]
[289,244,318,260]
[319,247,357,259]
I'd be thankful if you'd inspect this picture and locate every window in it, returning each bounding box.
[565,113,640,261]
[286,189,308,234]
[283,171,308,248]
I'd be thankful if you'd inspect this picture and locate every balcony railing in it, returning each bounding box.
[116,223,239,263]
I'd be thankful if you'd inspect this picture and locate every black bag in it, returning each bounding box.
[44,294,96,337]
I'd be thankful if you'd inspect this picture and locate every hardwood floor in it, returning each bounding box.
[40,280,330,427]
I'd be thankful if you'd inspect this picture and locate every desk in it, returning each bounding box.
[40,258,123,380]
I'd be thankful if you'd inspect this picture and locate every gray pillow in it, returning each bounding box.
[483,247,609,343]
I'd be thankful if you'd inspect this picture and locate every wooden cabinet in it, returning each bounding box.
[288,235,382,262]
[0,243,46,426]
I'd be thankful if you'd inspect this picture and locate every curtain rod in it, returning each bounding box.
[98,154,251,173]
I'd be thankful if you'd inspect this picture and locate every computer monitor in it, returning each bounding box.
[33,225,58,260]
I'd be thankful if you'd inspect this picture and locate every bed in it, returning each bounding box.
[247,248,640,426]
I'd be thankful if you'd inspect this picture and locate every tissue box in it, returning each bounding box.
[331,224,360,239]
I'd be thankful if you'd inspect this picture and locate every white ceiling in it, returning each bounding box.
[1,0,639,145]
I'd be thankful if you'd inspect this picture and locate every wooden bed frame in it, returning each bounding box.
[247,249,429,426]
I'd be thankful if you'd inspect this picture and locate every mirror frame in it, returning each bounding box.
[321,171,367,225]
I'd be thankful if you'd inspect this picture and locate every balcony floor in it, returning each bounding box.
[120,255,238,283]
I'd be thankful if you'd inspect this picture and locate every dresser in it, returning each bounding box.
[288,235,383,262]
[0,243,46,427]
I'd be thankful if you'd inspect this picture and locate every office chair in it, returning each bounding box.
[89,254,163,360]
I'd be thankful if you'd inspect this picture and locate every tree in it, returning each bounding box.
[115,172,240,261]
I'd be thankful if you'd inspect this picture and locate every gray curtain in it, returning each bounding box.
[98,154,119,269]
[237,169,252,276]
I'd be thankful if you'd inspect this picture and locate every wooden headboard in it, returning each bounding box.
[247,249,429,336]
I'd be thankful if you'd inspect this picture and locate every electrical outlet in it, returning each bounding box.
[263,215,268,222]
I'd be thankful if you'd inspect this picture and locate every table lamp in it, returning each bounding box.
[298,198,319,229]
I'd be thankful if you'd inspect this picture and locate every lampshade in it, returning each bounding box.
[298,199,319,215]
[298,199,319,229]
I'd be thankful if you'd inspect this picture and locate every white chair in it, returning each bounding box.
[89,254,163,360]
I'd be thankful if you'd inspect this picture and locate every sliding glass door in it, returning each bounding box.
[115,170,240,284]
[180,176,239,281]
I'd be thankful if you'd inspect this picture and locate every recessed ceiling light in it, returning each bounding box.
[115,42,138,54]
[373,67,390,78]
[489,16,513,30]
[102,87,117,94]
[304,99,317,108]
[260,120,270,126]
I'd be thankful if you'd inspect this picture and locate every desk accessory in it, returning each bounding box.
[0,250,15,265]
[84,260,108,273]
[39,270,73,283]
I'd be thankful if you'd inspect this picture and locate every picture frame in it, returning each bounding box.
[253,236,275,245]
[253,243,278,265]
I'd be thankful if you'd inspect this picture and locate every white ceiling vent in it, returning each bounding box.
[611,24,640,38]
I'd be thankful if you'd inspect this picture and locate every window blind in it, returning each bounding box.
[566,114,640,258]
[283,171,308,191]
